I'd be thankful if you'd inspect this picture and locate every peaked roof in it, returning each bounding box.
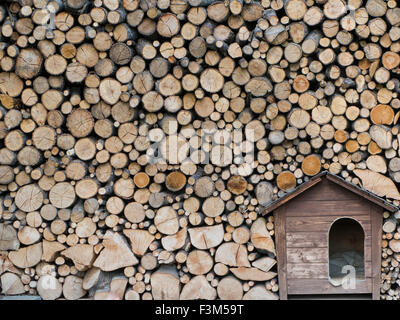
[261,171,398,215]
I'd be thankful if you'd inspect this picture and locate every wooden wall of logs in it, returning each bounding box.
[0,0,399,300]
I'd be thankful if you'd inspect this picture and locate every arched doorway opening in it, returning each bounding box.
[329,218,365,286]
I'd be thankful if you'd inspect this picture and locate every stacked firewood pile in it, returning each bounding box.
[0,0,399,300]
[381,211,400,300]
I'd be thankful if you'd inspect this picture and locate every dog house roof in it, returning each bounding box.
[261,171,398,215]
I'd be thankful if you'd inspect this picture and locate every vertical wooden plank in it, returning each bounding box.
[371,205,382,300]
[274,206,287,300]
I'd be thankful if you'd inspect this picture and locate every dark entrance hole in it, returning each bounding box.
[329,218,365,285]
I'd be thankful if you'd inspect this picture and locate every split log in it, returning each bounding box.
[252,257,276,272]
[215,243,250,267]
[180,275,217,300]
[161,228,187,251]
[188,224,224,249]
[369,125,392,149]
[123,229,155,256]
[354,169,400,200]
[83,267,101,291]
[151,268,180,300]
[63,275,86,300]
[42,240,66,263]
[250,218,275,255]
[1,272,25,295]
[62,244,96,270]
[94,277,128,300]
[230,267,277,281]
[0,252,20,275]
[93,231,138,271]
[8,243,42,269]
[366,155,387,174]
[243,285,279,300]
[0,224,19,251]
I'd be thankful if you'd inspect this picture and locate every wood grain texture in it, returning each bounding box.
[274,207,287,300]
[286,215,371,233]
[370,205,383,300]
[287,279,372,295]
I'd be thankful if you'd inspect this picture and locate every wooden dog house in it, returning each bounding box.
[262,171,397,300]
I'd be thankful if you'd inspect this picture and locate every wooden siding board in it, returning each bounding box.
[286,232,327,248]
[286,232,372,247]
[294,179,359,202]
[287,278,372,295]
[287,248,328,263]
[371,205,383,300]
[286,247,372,263]
[274,206,288,300]
[286,215,372,233]
[287,262,372,280]
[287,263,328,279]
[285,200,372,217]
